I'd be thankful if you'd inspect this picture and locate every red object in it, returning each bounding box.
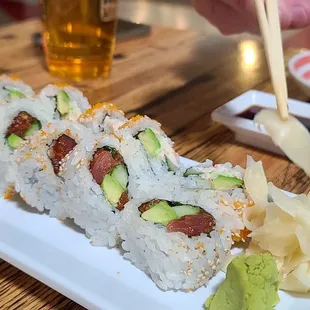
[116,191,129,211]
[293,56,310,70]
[89,148,124,185]
[6,112,36,138]
[138,200,161,213]
[49,134,77,175]
[0,0,40,21]
[302,70,310,80]
[167,213,216,237]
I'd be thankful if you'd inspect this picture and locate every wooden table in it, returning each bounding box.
[0,18,309,310]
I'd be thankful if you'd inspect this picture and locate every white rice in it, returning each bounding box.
[62,134,128,247]
[116,116,181,197]
[38,84,90,121]
[12,121,94,219]
[117,195,235,291]
[0,98,53,195]
[78,102,127,134]
[0,75,34,104]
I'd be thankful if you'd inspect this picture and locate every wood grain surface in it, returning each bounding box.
[0,18,309,310]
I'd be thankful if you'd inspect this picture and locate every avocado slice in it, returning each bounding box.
[212,175,243,190]
[184,167,201,177]
[7,89,25,100]
[148,200,170,210]
[138,128,161,157]
[111,164,128,189]
[101,174,125,206]
[173,205,201,218]
[7,133,24,149]
[141,201,178,226]
[24,120,42,137]
[56,90,71,116]
[165,156,178,172]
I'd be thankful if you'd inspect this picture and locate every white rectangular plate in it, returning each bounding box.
[0,157,309,310]
[211,90,310,156]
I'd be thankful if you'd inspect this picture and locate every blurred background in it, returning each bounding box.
[0,0,39,24]
[0,0,308,50]
[1,0,214,31]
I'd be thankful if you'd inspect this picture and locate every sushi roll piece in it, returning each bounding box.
[0,75,34,104]
[116,115,180,196]
[182,160,253,241]
[181,160,255,243]
[39,84,90,121]
[13,121,95,218]
[0,98,53,195]
[117,196,235,291]
[62,134,131,247]
[78,102,128,134]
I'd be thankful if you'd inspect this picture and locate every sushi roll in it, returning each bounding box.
[0,98,53,195]
[0,75,34,104]
[117,196,235,291]
[13,121,95,218]
[182,160,253,243]
[78,102,128,134]
[62,133,131,247]
[116,115,180,196]
[39,84,90,121]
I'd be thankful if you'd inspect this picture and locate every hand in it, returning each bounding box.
[191,0,310,35]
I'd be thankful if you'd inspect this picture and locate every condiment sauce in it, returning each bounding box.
[237,106,310,131]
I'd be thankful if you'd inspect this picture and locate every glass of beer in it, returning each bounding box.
[40,0,118,81]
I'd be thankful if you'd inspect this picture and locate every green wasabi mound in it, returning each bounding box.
[204,254,281,310]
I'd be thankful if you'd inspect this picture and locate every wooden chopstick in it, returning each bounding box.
[254,0,289,120]
[266,0,288,106]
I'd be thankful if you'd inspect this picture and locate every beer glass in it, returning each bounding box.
[40,0,118,80]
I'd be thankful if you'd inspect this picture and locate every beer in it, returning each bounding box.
[40,0,118,80]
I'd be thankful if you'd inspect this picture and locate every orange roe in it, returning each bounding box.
[81,102,124,120]
[130,115,143,122]
[64,129,71,135]
[233,201,245,210]
[54,82,71,88]
[196,242,204,250]
[119,115,149,129]
[9,75,20,81]
[4,185,15,200]
[232,228,251,243]
[229,200,255,242]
